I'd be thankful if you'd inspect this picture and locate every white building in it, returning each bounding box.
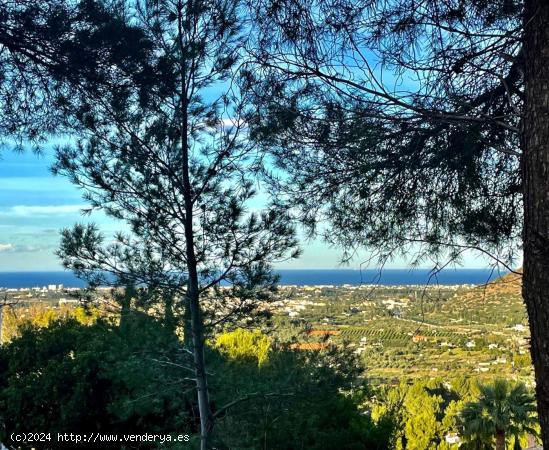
[445,433,460,445]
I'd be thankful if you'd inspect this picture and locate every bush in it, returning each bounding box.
[0,314,193,448]
[0,318,393,449]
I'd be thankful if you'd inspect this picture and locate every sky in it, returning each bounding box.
[0,149,111,271]
[0,148,495,272]
[0,148,358,271]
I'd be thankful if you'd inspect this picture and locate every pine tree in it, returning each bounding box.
[246,0,549,443]
[41,1,299,447]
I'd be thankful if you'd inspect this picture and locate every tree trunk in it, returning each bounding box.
[188,286,214,450]
[175,0,215,447]
[181,94,215,449]
[177,5,214,448]
[182,129,215,449]
[182,297,193,348]
[522,1,549,448]
[495,430,506,450]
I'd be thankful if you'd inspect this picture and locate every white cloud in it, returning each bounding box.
[0,204,87,218]
[0,242,53,253]
[0,243,14,252]
[220,118,246,128]
[200,117,247,131]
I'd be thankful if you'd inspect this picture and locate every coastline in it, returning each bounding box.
[0,268,506,289]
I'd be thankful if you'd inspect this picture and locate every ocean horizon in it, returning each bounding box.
[0,268,506,289]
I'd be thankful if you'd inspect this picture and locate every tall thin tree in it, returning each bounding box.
[44,1,299,448]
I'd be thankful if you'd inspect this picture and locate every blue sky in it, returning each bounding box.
[0,149,116,271]
[0,148,494,272]
[0,148,358,271]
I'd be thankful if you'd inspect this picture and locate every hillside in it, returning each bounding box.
[431,270,526,326]
[270,272,533,384]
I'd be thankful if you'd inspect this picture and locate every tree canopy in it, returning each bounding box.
[459,379,538,450]
[246,0,523,268]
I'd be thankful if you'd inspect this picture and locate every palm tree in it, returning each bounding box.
[459,379,538,450]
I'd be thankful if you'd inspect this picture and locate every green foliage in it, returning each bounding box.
[267,283,532,384]
[0,314,193,447]
[459,379,539,449]
[214,328,272,366]
[212,345,392,449]
[50,0,300,303]
[402,383,445,450]
[374,380,450,450]
[1,304,100,343]
[372,378,539,450]
[0,316,392,449]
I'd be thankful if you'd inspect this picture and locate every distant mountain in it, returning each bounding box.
[461,269,522,299]
[435,270,525,326]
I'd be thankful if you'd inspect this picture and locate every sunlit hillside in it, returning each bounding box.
[433,270,526,327]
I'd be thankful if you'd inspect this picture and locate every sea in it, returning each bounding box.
[0,268,505,289]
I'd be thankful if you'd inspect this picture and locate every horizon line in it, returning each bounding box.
[0,267,506,273]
